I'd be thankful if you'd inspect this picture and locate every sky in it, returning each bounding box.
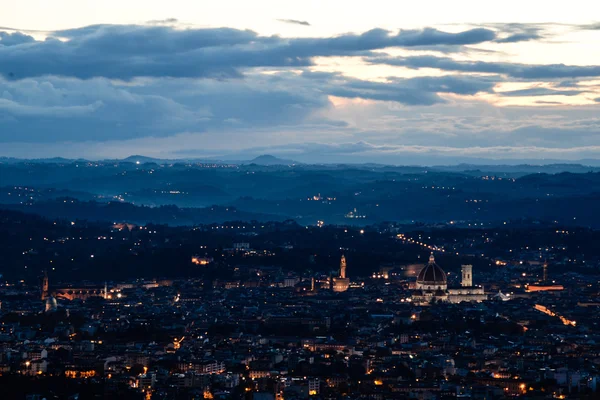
[1,0,600,164]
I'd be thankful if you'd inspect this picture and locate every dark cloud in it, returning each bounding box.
[556,80,580,88]
[0,70,499,144]
[0,31,35,46]
[0,74,331,143]
[496,32,543,43]
[368,55,600,80]
[3,83,600,161]
[0,24,498,80]
[1,22,599,160]
[302,71,497,105]
[492,23,545,43]
[498,87,585,97]
[535,101,564,105]
[361,27,495,47]
[0,26,282,80]
[277,19,310,26]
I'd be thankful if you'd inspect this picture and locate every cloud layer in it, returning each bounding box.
[0,22,599,162]
[0,24,505,80]
[367,55,600,80]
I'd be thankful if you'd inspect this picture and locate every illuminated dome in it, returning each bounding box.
[416,254,447,291]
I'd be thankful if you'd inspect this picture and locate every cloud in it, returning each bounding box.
[0,31,35,46]
[0,97,102,117]
[301,71,497,105]
[367,54,600,80]
[556,80,580,88]
[364,27,496,47]
[4,93,600,162]
[579,22,600,31]
[489,23,547,43]
[0,69,501,144]
[0,22,598,162]
[535,101,564,105]
[146,18,179,25]
[495,32,542,43]
[277,19,310,26]
[0,24,499,80]
[0,73,340,143]
[497,87,585,97]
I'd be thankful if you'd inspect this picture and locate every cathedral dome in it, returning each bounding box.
[45,296,58,313]
[416,254,447,290]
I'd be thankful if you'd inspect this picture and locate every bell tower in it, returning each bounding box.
[41,270,49,300]
[340,255,347,279]
[461,265,473,287]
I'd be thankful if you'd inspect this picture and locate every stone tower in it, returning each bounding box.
[41,270,49,300]
[461,265,473,287]
[340,255,347,279]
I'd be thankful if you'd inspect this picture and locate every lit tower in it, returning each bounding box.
[41,270,49,300]
[461,265,473,287]
[543,262,548,283]
[333,255,350,292]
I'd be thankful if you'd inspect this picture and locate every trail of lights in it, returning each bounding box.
[396,234,446,254]
[534,304,576,327]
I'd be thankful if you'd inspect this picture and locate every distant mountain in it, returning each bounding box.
[434,163,600,175]
[104,155,231,165]
[0,157,89,164]
[245,155,299,165]
[120,155,164,164]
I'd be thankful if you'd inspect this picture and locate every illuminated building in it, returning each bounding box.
[138,373,157,390]
[332,255,350,292]
[461,264,472,287]
[192,256,213,265]
[308,378,320,395]
[526,262,563,291]
[345,208,366,219]
[412,254,487,305]
[526,284,564,292]
[415,254,447,292]
[40,270,58,312]
[65,369,97,378]
[54,287,107,301]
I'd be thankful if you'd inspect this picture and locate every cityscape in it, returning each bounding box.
[1,195,600,399]
[3,0,600,398]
